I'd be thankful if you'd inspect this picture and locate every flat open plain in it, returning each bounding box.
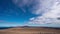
[0,27,60,34]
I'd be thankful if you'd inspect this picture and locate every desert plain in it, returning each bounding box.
[0,27,60,34]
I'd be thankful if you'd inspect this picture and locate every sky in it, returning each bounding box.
[0,0,60,27]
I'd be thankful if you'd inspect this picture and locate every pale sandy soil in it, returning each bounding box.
[0,27,60,34]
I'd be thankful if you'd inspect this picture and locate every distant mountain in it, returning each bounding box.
[0,27,13,30]
[0,26,60,30]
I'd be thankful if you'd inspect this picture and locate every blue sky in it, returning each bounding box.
[0,0,37,27]
[0,0,60,27]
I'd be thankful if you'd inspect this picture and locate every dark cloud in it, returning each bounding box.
[57,17,60,20]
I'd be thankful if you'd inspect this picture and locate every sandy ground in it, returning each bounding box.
[0,27,60,34]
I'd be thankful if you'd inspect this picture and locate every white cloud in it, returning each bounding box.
[27,0,60,25]
[31,0,55,15]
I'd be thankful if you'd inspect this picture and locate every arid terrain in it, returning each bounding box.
[0,27,60,34]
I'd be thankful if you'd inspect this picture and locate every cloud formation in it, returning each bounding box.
[31,0,55,15]
[27,0,60,25]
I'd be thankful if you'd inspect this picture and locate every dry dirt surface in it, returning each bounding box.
[0,27,60,34]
